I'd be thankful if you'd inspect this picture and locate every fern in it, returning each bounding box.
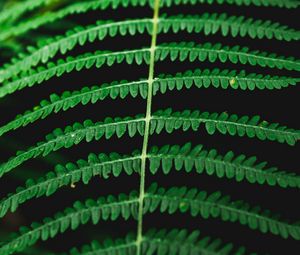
[0,0,299,254]
[1,0,298,41]
[1,109,298,178]
[0,0,57,25]
[155,42,300,70]
[1,183,300,255]
[159,0,300,8]
[0,19,153,81]
[66,228,256,255]
[1,13,299,81]
[1,70,298,138]
[1,143,299,220]
[1,42,299,98]
[0,0,150,41]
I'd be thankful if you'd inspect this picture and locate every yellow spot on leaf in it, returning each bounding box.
[33,106,40,111]
[179,202,187,208]
[229,78,236,86]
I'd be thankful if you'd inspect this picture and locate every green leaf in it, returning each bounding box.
[156,42,300,71]
[152,109,300,145]
[0,49,150,98]
[0,115,145,178]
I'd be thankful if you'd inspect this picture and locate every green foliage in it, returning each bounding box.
[0,0,150,41]
[1,41,299,98]
[152,109,300,145]
[145,184,300,239]
[156,42,300,71]
[0,49,150,98]
[0,115,146,178]
[1,0,297,41]
[1,108,297,178]
[68,228,258,255]
[159,0,300,8]
[1,143,298,220]
[2,13,299,82]
[1,70,297,139]
[0,0,56,25]
[160,14,300,41]
[0,0,299,254]
[148,143,300,188]
[0,19,153,81]
[154,69,300,91]
[0,191,139,255]
[0,150,142,218]
[0,80,148,137]
[1,183,300,255]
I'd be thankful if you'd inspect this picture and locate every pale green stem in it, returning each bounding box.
[136,0,160,254]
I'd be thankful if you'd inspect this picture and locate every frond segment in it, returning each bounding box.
[0,80,148,138]
[0,193,139,255]
[2,41,299,98]
[0,69,297,139]
[159,14,300,41]
[0,151,141,218]
[151,109,300,145]
[0,116,145,178]
[156,42,300,71]
[1,184,299,255]
[1,142,299,219]
[153,69,300,92]
[159,0,300,8]
[0,0,149,41]
[2,13,298,82]
[1,108,298,178]
[145,184,300,240]
[0,19,153,82]
[0,0,55,25]
[0,49,150,98]
[68,228,256,255]
[148,143,300,188]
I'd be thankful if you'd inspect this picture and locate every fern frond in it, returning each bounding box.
[2,41,299,98]
[145,184,300,240]
[2,184,299,255]
[0,0,298,253]
[68,228,256,255]
[152,108,300,145]
[0,116,146,178]
[153,69,300,92]
[0,80,148,137]
[0,0,149,41]
[0,193,139,255]
[0,48,150,98]
[2,69,296,138]
[1,143,298,219]
[159,0,300,8]
[0,151,142,218]
[0,19,153,82]
[68,234,136,255]
[138,228,254,255]
[2,14,298,82]
[148,143,300,188]
[0,108,297,177]
[1,0,296,42]
[0,0,55,25]
[0,69,297,139]
[156,42,300,71]
[159,14,300,41]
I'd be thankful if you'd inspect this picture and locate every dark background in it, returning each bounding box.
[0,1,299,254]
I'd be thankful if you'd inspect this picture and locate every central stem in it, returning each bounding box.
[136,0,160,254]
